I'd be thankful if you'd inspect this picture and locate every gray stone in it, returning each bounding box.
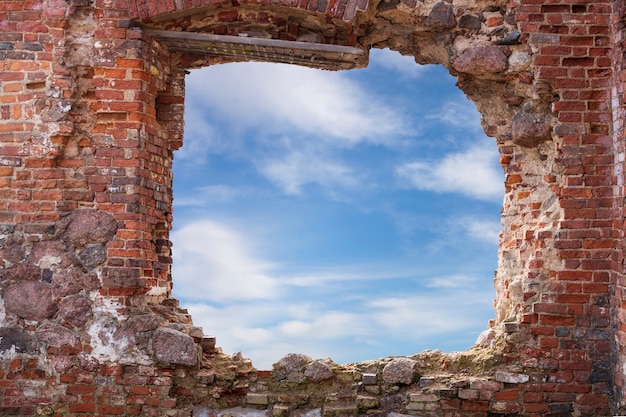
[152,328,197,366]
[419,376,436,387]
[28,240,73,270]
[52,266,85,297]
[56,209,118,248]
[77,353,99,371]
[453,46,508,74]
[362,373,377,385]
[356,395,379,410]
[475,328,496,346]
[382,358,417,385]
[0,236,25,265]
[82,272,101,293]
[247,393,269,406]
[0,327,36,355]
[499,29,521,45]
[272,405,290,417]
[512,112,552,147]
[273,353,311,383]
[495,371,529,384]
[36,322,78,348]
[0,263,41,283]
[124,314,162,333]
[458,14,481,29]
[58,295,93,328]
[425,2,456,29]
[77,244,107,269]
[508,51,531,72]
[504,322,520,333]
[304,359,334,382]
[4,281,56,321]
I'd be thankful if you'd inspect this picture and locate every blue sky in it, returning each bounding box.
[171,49,504,369]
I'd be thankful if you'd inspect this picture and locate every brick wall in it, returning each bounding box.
[0,0,624,415]
[611,0,626,410]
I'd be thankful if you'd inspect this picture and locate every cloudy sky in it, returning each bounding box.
[171,49,504,370]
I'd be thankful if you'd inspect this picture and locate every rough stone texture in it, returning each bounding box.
[52,266,100,297]
[458,15,482,30]
[511,111,552,147]
[0,327,36,356]
[382,358,418,385]
[452,46,508,74]
[125,314,163,333]
[0,236,25,266]
[56,209,118,248]
[424,2,456,30]
[495,371,530,384]
[28,241,73,270]
[152,327,198,366]
[305,359,335,382]
[58,295,93,328]
[0,263,41,283]
[35,322,78,348]
[4,281,56,321]
[273,353,312,383]
[77,244,107,268]
[0,0,622,416]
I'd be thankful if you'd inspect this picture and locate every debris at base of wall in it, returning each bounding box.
[193,407,322,417]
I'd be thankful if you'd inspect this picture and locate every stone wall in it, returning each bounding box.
[0,0,622,415]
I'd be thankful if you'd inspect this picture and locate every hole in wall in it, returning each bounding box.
[171,49,504,369]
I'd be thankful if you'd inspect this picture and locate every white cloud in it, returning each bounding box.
[185,62,408,147]
[425,274,479,289]
[427,99,483,131]
[182,282,494,369]
[259,149,356,195]
[171,219,280,301]
[395,142,503,201]
[175,184,253,207]
[366,290,492,333]
[177,106,220,164]
[370,48,426,79]
[459,217,502,244]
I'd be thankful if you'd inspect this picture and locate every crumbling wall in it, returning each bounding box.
[0,0,622,416]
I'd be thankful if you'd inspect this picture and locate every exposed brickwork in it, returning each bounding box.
[0,0,624,415]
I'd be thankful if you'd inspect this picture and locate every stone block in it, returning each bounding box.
[458,389,479,400]
[495,371,529,384]
[362,373,377,385]
[152,328,197,366]
[272,405,289,417]
[4,281,56,321]
[452,46,508,74]
[409,393,438,402]
[247,393,269,406]
[305,359,334,382]
[382,358,417,385]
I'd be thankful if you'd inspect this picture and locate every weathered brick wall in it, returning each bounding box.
[611,0,626,410]
[0,0,624,416]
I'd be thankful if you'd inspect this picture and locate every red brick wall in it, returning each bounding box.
[0,0,623,415]
[611,0,626,410]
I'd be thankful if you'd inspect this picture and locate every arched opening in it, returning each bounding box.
[171,49,504,368]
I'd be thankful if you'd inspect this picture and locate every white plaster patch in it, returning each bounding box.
[0,345,18,361]
[146,286,168,296]
[86,318,128,363]
[86,315,152,365]
[0,296,6,324]
[38,255,62,270]
[508,51,530,72]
